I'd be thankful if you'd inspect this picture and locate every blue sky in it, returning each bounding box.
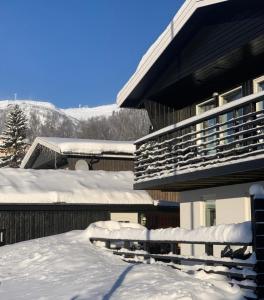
[0,1,184,108]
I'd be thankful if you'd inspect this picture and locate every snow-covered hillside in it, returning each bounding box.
[0,100,119,140]
[63,103,119,121]
[0,231,245,300]
[0,100,117,124]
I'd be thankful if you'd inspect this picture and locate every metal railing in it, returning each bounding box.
[135,91,264,183]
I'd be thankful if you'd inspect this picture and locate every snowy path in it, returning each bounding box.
[0,231,245,300]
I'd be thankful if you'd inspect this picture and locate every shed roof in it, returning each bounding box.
[0,169,153,205]
[21,137,135,169]
[116,0,229,107]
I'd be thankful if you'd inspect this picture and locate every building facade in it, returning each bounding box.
[117,0,264,255]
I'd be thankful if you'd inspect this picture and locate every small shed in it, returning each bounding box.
[0,168,179,245]
[21,137,134,171]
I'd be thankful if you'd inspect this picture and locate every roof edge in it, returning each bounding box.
[116,0,228,107]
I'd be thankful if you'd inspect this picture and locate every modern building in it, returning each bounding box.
[117,0,264,255]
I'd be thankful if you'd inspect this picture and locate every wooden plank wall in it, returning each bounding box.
[147,190,178,203]
[67,157,134,172]
[0,207,109,245]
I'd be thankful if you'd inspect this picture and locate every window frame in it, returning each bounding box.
[219,86,243,106]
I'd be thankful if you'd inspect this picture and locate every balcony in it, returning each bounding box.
[134,92,264,191]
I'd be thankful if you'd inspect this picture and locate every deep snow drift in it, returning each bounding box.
[0,169,152,204]
[0,231,245,300]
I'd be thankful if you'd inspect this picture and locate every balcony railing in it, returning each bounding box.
[134,91,264,185]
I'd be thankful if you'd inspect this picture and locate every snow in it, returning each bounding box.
[34,137,135,155]
[62,103,119,121]
[0,100,120,128]
[0,100,56,110]
[0,169,152,205]
[85,221,252,243]
[0,230,245,299]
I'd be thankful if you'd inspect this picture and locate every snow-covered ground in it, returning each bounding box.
[0,231,245,300]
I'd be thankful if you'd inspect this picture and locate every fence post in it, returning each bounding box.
[250,185,264,299]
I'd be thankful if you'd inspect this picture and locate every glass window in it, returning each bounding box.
[257,80,264,92]
[205,200,216,227]
[221,87,243,105]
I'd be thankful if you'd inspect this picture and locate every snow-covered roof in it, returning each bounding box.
[21,137,135,168]
[0,169,153,205]
[116,0,228,107]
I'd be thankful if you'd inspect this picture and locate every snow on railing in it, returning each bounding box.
[85,220,252,244]
[134,91,264,183]
[88,221,255,297]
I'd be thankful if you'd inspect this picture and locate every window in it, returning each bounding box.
[205,200,216,227]
[254,75,264,93]
[196,99,218,155]
[254,76,264,112]
[220,87,243,105]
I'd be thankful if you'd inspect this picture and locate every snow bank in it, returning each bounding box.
[0,231,245,300]
[85,221,252,243]
[0,169,153,205]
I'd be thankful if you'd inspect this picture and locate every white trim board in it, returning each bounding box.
[116,0,228,107]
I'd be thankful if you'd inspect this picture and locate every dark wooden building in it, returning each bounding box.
[116,0,264,257]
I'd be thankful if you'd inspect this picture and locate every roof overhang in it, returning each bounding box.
[116,0,229,108]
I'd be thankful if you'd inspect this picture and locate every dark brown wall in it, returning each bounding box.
[67,157,134,172]
[147,190,178,203]
[0,206,109,245]
[142,3,264,131]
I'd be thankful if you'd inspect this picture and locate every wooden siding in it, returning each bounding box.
[0,204,179,245]
[141,4,264,130]
[147,190,178,203]
[67,157,134,172]
[0,205,109,245]
[144,99,196,131]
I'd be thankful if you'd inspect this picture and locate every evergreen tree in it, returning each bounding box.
[0,104,28,167]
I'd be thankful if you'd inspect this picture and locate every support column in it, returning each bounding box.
[250,185,264,299]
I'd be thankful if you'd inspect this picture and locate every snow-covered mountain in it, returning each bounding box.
[62,104,119,121]
[0,100,119,140]
[0,100,118,123]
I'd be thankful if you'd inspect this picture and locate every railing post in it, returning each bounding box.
[250,185,264,299]
[170,243,177,254]
[105,240,111,249]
